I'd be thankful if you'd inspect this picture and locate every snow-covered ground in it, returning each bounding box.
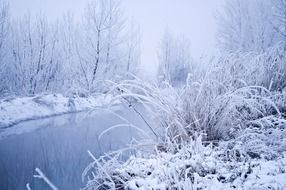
[83,121,286,190]
[0,94,117,129]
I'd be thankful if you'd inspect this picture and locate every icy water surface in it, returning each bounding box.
[0,104,149,190]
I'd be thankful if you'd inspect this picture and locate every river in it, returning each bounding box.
[0,104,151,190]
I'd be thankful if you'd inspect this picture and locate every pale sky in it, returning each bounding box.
[8,0,223,75]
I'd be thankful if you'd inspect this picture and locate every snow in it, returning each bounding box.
[83,122,286,190]
[0,93,118,129]
[108,144,286,190]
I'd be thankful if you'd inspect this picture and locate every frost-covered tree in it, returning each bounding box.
[125,23,141,77]
[157,31,191,87]
[74,0,126,93]
[0,1,8,63]
[272,0,286,49]
[217,0,278,53]
[61,0,142,94]
[0,1,10,95]
[0,0,141,96]
[216,0,286,91]
[58,13,84,94]
[8,15,62,95]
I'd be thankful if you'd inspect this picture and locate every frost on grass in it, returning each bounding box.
[82,135,286,189]
[81,76,286,190]
[64,55,285,189]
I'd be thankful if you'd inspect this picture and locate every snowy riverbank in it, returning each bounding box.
[0,94,117,129]
[83,120,286,189]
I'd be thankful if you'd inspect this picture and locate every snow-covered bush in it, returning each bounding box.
[108,77,188,144]
[82,136,213,190]
[81,42,286,187]
[223,118,286,160]
[271,88,286,113]
[210,44,286,91]
[107,72,284,142]
[82,133,286,189]
[183,81,282,140]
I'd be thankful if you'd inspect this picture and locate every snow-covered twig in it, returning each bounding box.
[26,183,31,190]
[33,168,58,190]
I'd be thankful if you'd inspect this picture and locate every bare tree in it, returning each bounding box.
[9,15,62,95]
[125,22,141,76]
[75,0,126,93]
[0,0,142,96]
[272,0,286,50]
[217,0,277,53]
[157,30,191,87]
[0,1,10,95]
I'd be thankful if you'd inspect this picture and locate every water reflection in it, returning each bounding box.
[0,104,149,190]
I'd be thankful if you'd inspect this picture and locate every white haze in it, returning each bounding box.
[8,0,224,76]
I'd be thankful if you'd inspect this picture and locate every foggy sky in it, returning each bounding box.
[8,0,223,75]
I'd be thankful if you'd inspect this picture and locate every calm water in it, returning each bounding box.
[0,104,150,190]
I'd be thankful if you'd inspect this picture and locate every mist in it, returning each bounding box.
[8,0,223,76]
[1,0,286,189]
